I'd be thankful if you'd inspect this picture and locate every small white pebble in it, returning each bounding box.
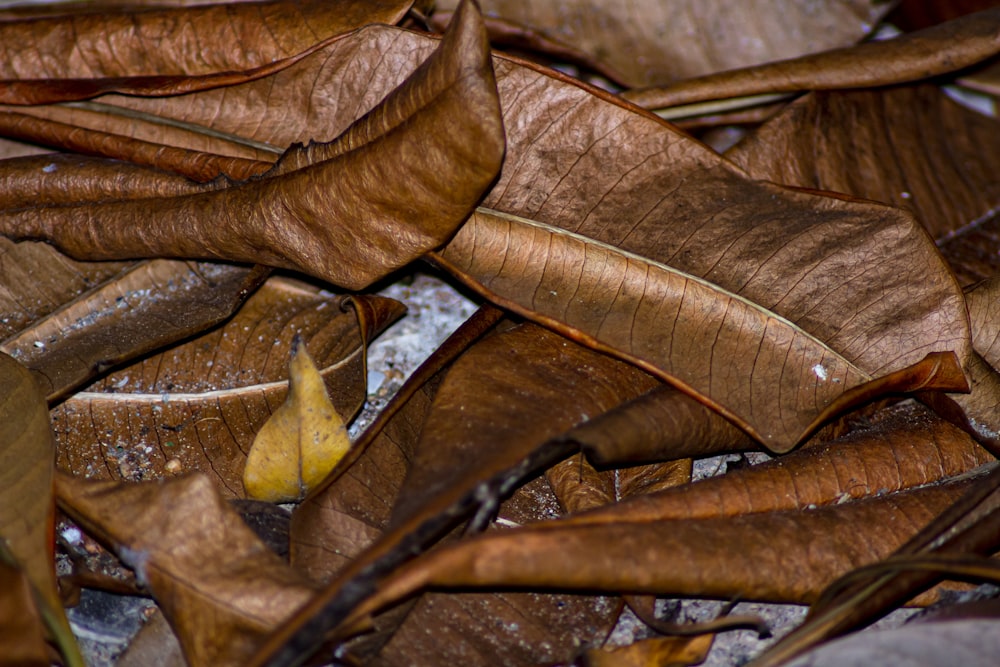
[60,526,82,545]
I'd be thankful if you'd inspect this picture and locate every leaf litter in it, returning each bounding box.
[0,1,999,666]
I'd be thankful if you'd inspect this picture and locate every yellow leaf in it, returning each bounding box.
[243,339,351,502]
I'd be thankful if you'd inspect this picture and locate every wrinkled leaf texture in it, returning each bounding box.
[0,351,81,664]
[0,0,505,291]
[341,476,981,632]
[436,0,888,88]
[623,8,1000,111]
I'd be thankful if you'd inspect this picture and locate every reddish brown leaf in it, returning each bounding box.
[623,9,1000,110]
[559,403,992,527]
[436,0,888,88]
[341,477,980,630]
[726,85,1000,248]
[0,0,416,105]
[0,1,504,290]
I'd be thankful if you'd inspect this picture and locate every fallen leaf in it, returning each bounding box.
[340,476,982,631]
[726,84,1000,249]
[559,403,992,526]
[0,0,413,80]
[623,9,1000,110]
[435,208,968,451]
[0,0,505,290]
[0,0,417,106]
[244,339,352,503]
[435,0,888,88]
[52,279,403,497]
[0,351,82,666]
[56,471,320,667]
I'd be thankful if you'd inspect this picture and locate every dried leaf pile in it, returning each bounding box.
[2,1,1000,666]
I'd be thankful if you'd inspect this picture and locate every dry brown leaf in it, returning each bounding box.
[565,384,754,465]
[435,207,968,451]
[436,0,888,88]
[0,0,415,106]
[0,0,412,80]
[0,1,504,290]
[52,279,403,497]
[558,403,992,527]
[623,9,1000,110]
[341,476,981,631]
[56,471,319,667]
[0,350,81,665]
[726,84,1000,249]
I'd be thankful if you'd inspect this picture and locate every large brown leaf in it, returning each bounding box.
[426,46,970,451]
[726,84,1000,248]
[623,8,1000,110]
[0,1,504,290]
[435,0,888,88]
[339,476,981,631]
[559,403,992,527]
[56,471,319,667]
[723,83,1000,439]
[52,279,403,497]
[435,207,967,452]
[0,0,412,80]
[0,0,417,106]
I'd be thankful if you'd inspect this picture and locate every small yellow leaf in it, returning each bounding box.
[243,339,351,502]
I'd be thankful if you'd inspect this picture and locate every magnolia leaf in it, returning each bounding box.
[0,0,416,105]
[726,84,1000,252]
[436,0,888,88]
[0,352,83,666]
[623,8,1000,110]
[339,477,980,632]
[244,339,352,503]
[56,472,320,667]
[52,279,403,497]
[0,0,505,291]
